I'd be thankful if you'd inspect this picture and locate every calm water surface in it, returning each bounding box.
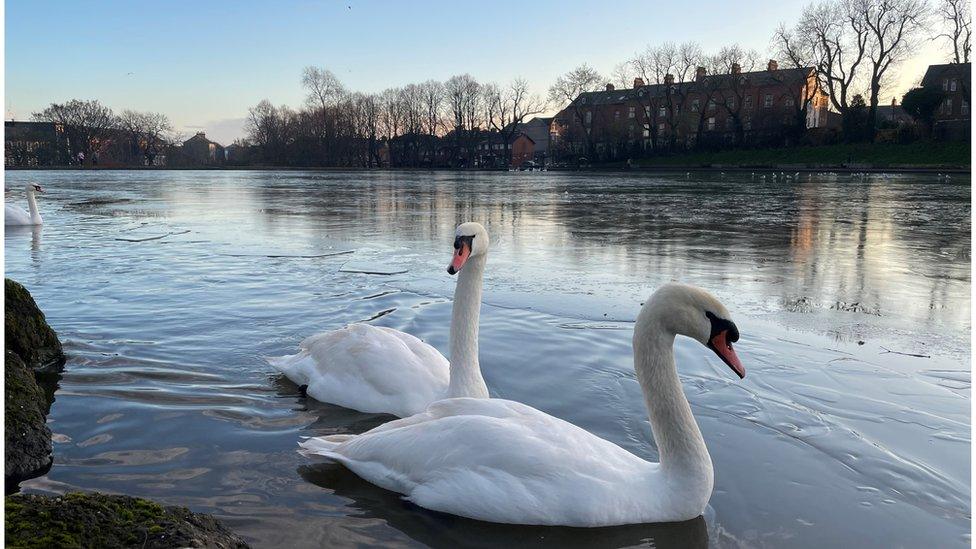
[4,170,970,548]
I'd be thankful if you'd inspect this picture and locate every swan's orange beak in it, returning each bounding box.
[709,330,744,379]
[448,241,471,275]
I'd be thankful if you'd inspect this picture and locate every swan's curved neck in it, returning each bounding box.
[447,253,489,398]
[26,190,41,224]
[633,315,712,485]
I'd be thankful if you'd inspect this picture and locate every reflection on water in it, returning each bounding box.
[4,170,970,548]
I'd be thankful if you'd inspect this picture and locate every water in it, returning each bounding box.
[4,170,970,548]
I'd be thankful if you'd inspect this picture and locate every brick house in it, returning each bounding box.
[551,60,829,161]
[921,63,970,139]
[514,117,553,164]
[180,132,225,166]
[510,133,536,168]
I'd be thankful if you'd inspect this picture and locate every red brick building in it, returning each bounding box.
[551,60,829,161]
[921,63,970,140]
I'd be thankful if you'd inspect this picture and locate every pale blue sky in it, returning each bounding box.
[5,0,951,144]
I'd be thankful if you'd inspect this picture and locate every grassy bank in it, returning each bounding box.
[631,141,970,170]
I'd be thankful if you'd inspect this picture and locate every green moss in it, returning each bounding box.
[4,351,52,482]
[5,279,65,372]
[5,493,248,548]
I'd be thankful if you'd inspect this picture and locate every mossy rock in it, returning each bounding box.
[5,279,65,372]
[4,351,53,485]
[5,492,249,548]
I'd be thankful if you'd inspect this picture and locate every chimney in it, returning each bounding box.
[731,63,741,75]
[605,83,615,91]
[695,66,706,81]
[664,74,675,86]
[767,59,778,72]
[633,77,645,89]
[891,96,897,106]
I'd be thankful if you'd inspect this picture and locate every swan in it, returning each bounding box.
[5,183,45,226]
[268,222,490,417]
[299,283,744,526]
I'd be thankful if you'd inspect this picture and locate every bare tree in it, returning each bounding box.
[936,0,971,63]
[611,62,636,89]
[32,99,117,164]
[848,0,929,132]
[444,74,482,166]
[483,78,545,166]
[117,110,172,165]
[548,64,604,157]
[802,1,868,116]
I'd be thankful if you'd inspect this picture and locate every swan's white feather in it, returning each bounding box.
[269,323,450,417]
[301,397,676,526]
[5,204,34,226]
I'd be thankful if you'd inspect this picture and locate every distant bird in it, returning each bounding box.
[126,72,134,76]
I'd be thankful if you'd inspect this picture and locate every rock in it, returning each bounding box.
[5,492,250,548]
[5,279,65,373]
[4,351,53,485]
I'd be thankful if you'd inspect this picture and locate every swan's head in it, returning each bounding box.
[447,222,489,275]
[639,283,744,379]
[26,183,44,195]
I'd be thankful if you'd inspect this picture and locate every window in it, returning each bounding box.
[692,99,700,112]
[614,110,620,120]
[708,99,716,111]
[951,79,958,92]
[764,94,773,108]
[744,95,753,110]
[729,97,735,109]
[963,100,970,115]
[707,117,716,130]
[585,111,592,125]
[744,116,752,130]
[785,97,795,107]
[943,78,949,91]
[658,122,665,133]
[942,98,953,114]
[628,106,636,118]
[643,128,650,137]
[644,106,651,117]
[658,106,667,117]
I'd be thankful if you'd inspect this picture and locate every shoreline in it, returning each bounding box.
[6,164,971,174]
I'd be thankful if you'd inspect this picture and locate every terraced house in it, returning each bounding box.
[550,60,830,162]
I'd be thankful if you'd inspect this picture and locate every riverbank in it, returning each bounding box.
[628,141,971,171]
[7,142,970,173]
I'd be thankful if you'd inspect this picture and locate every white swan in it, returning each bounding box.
[269,222,490,417]
[5,183,45,226]
[299,283,745,526]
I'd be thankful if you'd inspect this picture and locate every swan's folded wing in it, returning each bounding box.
[277,323,449,416]
[303,397,653,525]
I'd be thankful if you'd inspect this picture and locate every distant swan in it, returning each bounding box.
[5,183,45,226]
[300,283,745,526]
[269,222,490,417]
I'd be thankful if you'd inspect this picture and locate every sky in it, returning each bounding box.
[5,0,955,145]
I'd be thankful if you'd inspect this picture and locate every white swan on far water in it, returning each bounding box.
[300,283,745,526]
[5,183,45,226]
[268,222,490,417]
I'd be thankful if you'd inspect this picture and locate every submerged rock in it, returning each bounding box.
[5,492,249,548]
[5,279,65,372]
[4,351,53,485]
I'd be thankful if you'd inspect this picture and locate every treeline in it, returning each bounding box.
[240,69,543,168]
[30,100,174,166]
